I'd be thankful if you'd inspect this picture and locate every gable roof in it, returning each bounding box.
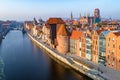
[47,18,65,24]
[113,32,120,37]
[102,30,110,37]
[96,30,103,35]
[70,30,83,40]
[57,24,68,36]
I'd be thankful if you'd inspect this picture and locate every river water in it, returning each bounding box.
[0,30,91,80]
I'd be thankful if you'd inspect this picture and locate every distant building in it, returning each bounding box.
[42,23,51,43]
[93,8,101,23]
[70,12,73,21]
[79,14,93,26]
[79,8,101,26]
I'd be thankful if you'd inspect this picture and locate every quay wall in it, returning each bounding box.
[27,33,104,80]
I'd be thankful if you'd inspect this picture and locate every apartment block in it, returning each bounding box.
[91,30,102,63]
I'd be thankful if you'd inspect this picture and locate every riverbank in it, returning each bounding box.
[27,33,105,80]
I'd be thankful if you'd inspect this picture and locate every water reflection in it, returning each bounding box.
[0,57,5,80]
[0,30,91,80]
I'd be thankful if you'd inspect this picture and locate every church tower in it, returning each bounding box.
[70,12,73,20]
[94,8,101,23]
[94,8,100,18]
[57,24,69,54]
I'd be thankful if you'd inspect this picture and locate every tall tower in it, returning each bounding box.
[70,12,73,20]
[80,13,82,19]
[94,8,100,18]
[94,8,101,23]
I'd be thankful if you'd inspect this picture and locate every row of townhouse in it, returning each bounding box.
[24,18,120,71]
[72,29,120,71]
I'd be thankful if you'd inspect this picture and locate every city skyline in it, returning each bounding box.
[0,0,120,21]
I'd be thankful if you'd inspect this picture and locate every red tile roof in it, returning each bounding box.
[57,24,68,36]
[96,30,102,35]
[70,30,83,40]
[47,18,65,24]
[113,32,120,36]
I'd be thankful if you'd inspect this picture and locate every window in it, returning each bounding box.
[109,50,110,54]
[109,38,110,41]
[112,38,114,42]
[112,50,114,54]
[112,62,114,67]
[113,57,115,61]
[108,43,109,47]
[108,55,110,59]
[113,45,115,48]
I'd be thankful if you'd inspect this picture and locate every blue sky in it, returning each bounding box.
[0,0,120,21]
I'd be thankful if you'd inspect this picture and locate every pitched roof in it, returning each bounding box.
[47,18,65,24]
[102,30,110,36]
[113,32,120,37]
[70,30,83,40]
[96,30,102,35]
[57,24,68,36]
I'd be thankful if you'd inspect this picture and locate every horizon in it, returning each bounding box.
[0,0,120,21]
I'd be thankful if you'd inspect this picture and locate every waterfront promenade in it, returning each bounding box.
[27,33,120,80]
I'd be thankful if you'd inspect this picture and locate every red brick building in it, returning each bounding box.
[47,18,65,48]
[57,24,69,54]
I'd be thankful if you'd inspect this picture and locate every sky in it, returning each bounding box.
[0,0,120,21]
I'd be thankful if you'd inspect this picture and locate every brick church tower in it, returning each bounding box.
[57,24,69,54]
[94,8,101,23]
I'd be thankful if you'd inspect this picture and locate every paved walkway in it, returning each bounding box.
[67,54,120,80]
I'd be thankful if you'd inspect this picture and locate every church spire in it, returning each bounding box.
[80,13,82,19]
[70,12,73,20]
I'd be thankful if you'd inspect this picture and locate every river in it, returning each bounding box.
[0,30,91,80]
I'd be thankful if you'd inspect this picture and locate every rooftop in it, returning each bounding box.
[113,32,120,36]
[70,30,82,40]
[57,24,68,36]
[47,18,65,24]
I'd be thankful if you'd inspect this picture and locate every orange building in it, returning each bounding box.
[70,29,82,56]
[116,33,120,71]
[80,33,86,59]
[91,30,102,63]
[106,31,120,71]
[79,30,91,60]
[57,24,69,54]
